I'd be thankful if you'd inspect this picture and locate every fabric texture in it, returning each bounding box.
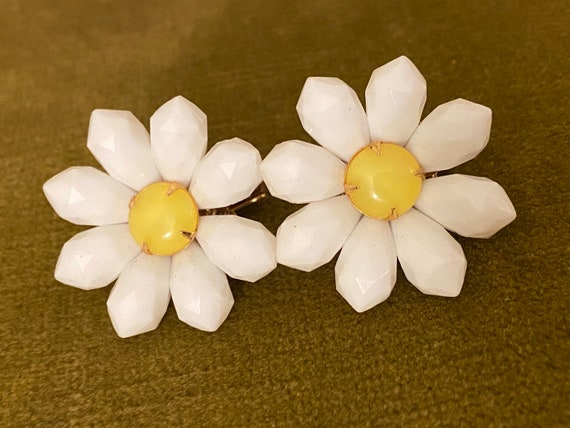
[1,0,568,426]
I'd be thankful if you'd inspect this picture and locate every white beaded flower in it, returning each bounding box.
[261,56,516,312]
[44,96,276,337]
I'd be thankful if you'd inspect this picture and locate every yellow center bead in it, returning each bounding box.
[128,182,199,256]
[344,143,423,220]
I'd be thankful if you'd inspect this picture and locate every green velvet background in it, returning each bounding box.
[1,0,568,426]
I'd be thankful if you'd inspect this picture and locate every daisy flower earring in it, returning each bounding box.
[261,56,516,312]
[44,96,276,337]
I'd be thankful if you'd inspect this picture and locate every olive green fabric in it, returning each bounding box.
[1,1,568,426]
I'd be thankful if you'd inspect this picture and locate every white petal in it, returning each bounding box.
[55,224,140,290]
[365,56,427,145]
[170,241,234,332]
[261,140,346,203]
[414,174,516,238]
[296,77,369,162]
[196,215,276,282]
[391,208,466,297]
[107,253,171,338]
[87,109,161,190]
[150,96,208,187]
[406,99,492,171]
[276,195,361,272]
[43,166,135,225]
[190,138,262,209]
[335,217,397,312]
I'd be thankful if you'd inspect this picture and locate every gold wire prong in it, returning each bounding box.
[413,168,439,180]
[142,242,152,255]
[129,196,136,209]
[166,182,186,196]
[180,230,195,241]
[370,142,383,156]
[414,167,425,178]
[387,207,399,221]
[344,183,359,195]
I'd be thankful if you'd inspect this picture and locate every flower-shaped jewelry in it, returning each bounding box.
[44,96,276,337]
[261,56,516,312]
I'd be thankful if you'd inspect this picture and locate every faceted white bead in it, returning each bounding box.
[55,224,140,290]
[196,215,276,282]
[335,217,397,312]
[107,253,171,338]
[391,208,467,297]
[87,109,161,191]
[365,56,427,145]
[170,242,234,332]
[150,96,207,187]
[43,166,135,226]
[261,140,346,203]
[415,174,516,238]
[296,77,369,162]
[276,195,361,272]
[406,98,492,172]
[190,138,263,209]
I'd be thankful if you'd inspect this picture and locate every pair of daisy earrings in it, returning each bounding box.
[44,56,516,338]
